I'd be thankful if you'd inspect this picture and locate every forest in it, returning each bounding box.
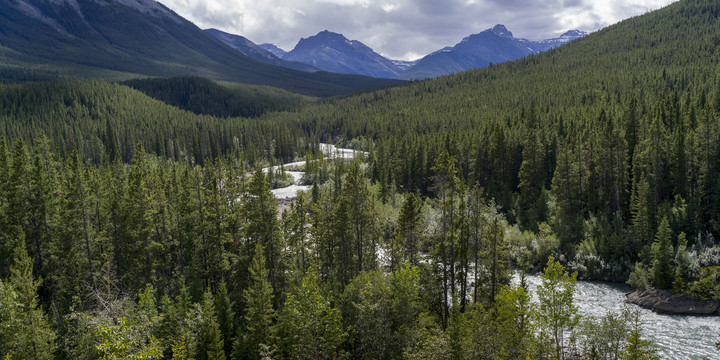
[1,0,720,358]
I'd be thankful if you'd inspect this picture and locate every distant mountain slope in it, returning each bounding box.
[283,30,403,79]
[123,76,312,118]
[0,0,402,96]
[399,25,586,79]
[205,28,318,72]
[260,43,288,58]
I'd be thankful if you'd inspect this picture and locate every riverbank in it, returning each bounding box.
[520,274,720,358]
[625,289,720,316]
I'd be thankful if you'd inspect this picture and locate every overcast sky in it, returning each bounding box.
[160,0,677,60]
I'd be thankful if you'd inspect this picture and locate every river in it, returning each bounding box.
[521,274,720,359]
[267,143,365,199]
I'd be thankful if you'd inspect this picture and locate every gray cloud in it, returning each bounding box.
[159,0,677,60]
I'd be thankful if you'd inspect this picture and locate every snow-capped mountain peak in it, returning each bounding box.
[560,30,588,39]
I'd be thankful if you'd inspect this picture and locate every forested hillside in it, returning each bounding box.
[0,81,306,164]
[122,77,313,119]
[1,0,720,359]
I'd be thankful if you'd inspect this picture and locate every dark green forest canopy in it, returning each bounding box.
[1,1,720,359]
[121,77,314,119]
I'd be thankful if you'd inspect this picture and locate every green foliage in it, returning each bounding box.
[492,278,535,359]
[579,308,631,359]
[621,309,660,360]
[341,267,422,359]
[536,256,580,360]
[673,232,690,291]
[94,317,163,360]
[651,218,674,289]
[4,0,720,356]
[689,266,720,300]
[402,321,450,360]
[195,290,226,360]
[240,244,276,360]
[123,77,313,119]
[627,262,651,291]
[275,270,347,360]
[0,236,56,360]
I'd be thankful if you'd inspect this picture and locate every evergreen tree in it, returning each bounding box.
[197,290,226,360]
[0,235,56,359]
[244,167,283,300]
[482,217,510,304]
[673,232,690,291]
[630,178,655,261]
[517,130,548,231]
[621,309,660,360]
[240,243,276,360]
[651,217,674,289]
[394,192,423,267]
[431,151,460,326]
[343,160,375,274]
[214,281,235,356]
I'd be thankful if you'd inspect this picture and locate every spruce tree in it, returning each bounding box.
[395,192,423,267]
[214,281,235,356]
[244,167,283,299]
[517,130,547,231]
[197,290,226,360]
[483,217,510,304]
[651,217,674,289]
[621,309,659,360]
[0,235,56,359]
[241,243,276,360]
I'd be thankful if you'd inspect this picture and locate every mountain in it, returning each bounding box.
[530,29,588,52]
[0,0,402,96]
[398,24,586,80]
[283,30,403,79]
[391,60,418,72]
[260,43,288,58]
[205,28,318,72]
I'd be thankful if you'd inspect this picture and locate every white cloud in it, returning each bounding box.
[158,0,678,60]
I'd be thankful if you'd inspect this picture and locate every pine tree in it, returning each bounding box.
[1,139,29,275]
[197,290,226,360]
[483,216,510,304]
[630,178,655,261]
[621,309,659,360]
[241,243,276,360]
[0,235,56,359]
[673,232,690,291]
[517,130,547,231]
[344,161,374,273]
[651,217,674,289]
[395,192,423,267]
[244,167,283,300]
[214,281,235,356]
[431,151,460,326]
